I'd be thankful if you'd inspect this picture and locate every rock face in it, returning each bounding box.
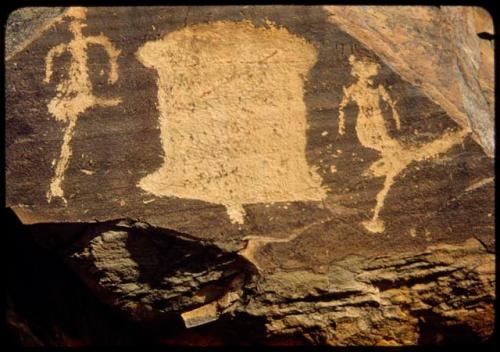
[324,6,495,157]
[5,6,495,346]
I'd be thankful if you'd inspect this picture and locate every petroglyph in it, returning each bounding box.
[237,218,328,271]
[44,7,121,204]
[464,177,494,193]
[452,176,495,202]
[136,20,327,224]
[338,55,469,233]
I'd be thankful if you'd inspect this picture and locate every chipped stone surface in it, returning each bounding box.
[65,220,251,323]
[5,7,66,61]
[243,238,495,345]
[6,6,495,346]
[41,220,494,345]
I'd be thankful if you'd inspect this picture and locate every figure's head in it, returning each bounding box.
[348,55,380,80]
[64,7,87,20]
[50,7,87,34]
[64,7,87,34]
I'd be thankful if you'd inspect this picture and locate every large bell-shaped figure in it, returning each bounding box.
[136,20,327,224]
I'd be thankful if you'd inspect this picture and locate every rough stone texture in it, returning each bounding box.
[25,219,495,345]
[246,239,495,345]
[5,7,66,61]
[324,6,495,157]
[66,220,253,324]
[5,6,495,346]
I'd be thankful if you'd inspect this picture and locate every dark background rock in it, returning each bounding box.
[5,6,495,346]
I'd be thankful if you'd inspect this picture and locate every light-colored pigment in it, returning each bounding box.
[136,20,327,223]
[338,55,468,233]
[44,7,121,204]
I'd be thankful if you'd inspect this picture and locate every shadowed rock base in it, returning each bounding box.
[7,210,494,346]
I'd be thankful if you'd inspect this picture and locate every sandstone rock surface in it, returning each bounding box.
[6,6,495,346]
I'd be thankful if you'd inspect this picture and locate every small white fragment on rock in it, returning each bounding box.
[409,227,417,238]
[321,131,328,136]
[80,169,95,175]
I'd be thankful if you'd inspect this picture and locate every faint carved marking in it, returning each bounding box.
[44,7,121,204]
[451,176,495,203]
[136,20,327,224]
[80,169,95,175]
[334,42,360,57]
[237,219,326,271]
[338,55,469,233]
[238,234,298,272]
[464,177,494,193]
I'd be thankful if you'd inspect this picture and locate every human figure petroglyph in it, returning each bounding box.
[136,20,327,224]
[44,7,121,204]
[338,55,469,233]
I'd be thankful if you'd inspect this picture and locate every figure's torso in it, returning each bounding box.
[351,84,386,151]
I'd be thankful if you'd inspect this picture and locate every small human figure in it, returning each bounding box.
[338,55,468,233]
[44,7,121,204]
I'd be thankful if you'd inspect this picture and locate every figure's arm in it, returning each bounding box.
[379,85,400,130]
[86,35,121,84]
[338,86,352,135]
[44,44,68,84]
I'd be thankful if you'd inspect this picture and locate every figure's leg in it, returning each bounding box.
[47,117,77,204]
[362,169,398,233]
[413,129,468,162]
[363,158,386,178]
